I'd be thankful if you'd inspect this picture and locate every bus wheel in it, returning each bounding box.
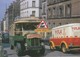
[40,46,45,55]
[61,44,67,53]
[50,43,54,51]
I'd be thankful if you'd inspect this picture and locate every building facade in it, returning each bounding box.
[0,19,6,32]
[0,0,20,32]
[8,0,20,24]
[20,0,42,18]
[47,0,80,28]
[4,10,9,31]
[4,0,20,30]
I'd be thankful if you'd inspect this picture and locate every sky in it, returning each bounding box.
[0,0,15,21]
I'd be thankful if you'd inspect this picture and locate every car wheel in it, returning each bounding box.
[50,43,54,51]
[61,44,67,53]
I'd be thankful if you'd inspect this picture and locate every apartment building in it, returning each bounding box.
[47,0,80,28]
[20,0,42,18]
[5,0,20,30]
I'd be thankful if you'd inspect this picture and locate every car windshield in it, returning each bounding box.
[2,33,9,38]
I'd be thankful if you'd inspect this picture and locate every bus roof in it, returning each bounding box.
[14,17,41,23]
[52,23,80,30]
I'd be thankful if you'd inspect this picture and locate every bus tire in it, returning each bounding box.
[49,42,55,51]
[40,46,45,55]
[61,44,67,53]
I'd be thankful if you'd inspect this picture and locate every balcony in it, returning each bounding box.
[42,12,46,15]
[42,0,46,2]
[47,0,71,6]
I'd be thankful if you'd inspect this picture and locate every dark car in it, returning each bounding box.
[2,32,9,43]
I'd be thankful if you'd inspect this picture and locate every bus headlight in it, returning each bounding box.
[25,43,27,46]
[41,42,44,45]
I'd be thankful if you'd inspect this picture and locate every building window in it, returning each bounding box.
[44,17,46,19]
[52,0,55,3]
[42,4,46,15]
[48,0,70,5]
[48,8,52,18]
[48,22,50,25]
[59,23,61,25]
[60,0,65,2]
[32,11,35,16]
[32,1,35,7]
[53,23,55,27]
[58,6,64,18]
[66,23,68,24]
[48,0,52,5]
[27,11,28,17]
[27,1,28,8]
[42,0,46,2]
[65,4,71,17]
[47,0,49,5]
[52,7,56,18]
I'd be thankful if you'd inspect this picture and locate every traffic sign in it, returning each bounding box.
[37,20,48,28]
[35,20,51,32]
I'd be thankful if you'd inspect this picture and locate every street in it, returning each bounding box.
[0,0,80,57]
[3,44,80,57]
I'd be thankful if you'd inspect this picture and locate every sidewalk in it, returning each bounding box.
[3,47,18,57]
[2,43,18,57]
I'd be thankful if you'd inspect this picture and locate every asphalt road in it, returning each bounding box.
[3,44,80,57]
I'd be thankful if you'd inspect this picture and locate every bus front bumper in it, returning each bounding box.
[27,46,43,50]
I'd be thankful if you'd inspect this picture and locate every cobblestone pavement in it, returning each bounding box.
[3,45,80,57]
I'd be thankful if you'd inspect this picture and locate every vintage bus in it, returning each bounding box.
[49,23,80,53]
[9,17,46,56]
